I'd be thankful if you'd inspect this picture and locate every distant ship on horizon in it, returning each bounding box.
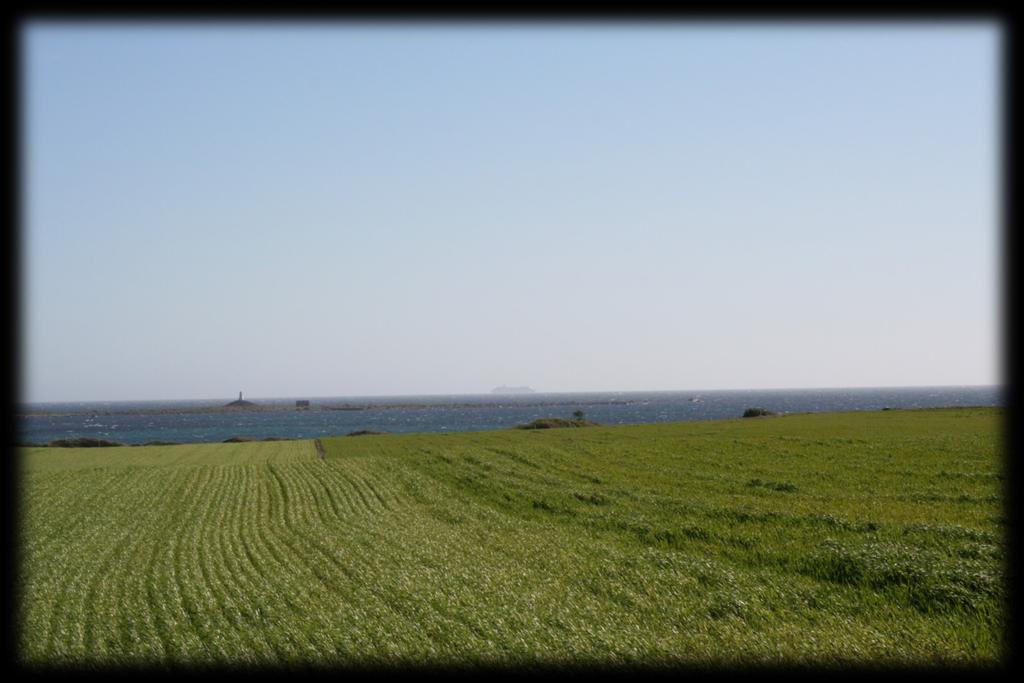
[491,385,536,394]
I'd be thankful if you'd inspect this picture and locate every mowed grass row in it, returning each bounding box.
[18,409,1005,667]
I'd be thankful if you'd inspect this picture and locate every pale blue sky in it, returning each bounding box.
[23,23,999,402]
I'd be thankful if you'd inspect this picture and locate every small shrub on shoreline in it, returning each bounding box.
[46,437,125,448]
[515,418,601,430]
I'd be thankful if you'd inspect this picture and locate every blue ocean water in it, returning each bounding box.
[17,386,1001,445]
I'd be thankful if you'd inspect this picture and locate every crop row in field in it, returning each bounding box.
[19,440,317,472]
[18,408,1005,667]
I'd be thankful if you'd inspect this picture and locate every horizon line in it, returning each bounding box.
[20,383,1001,405]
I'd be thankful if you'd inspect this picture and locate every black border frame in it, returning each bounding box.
[4,7,1016,677]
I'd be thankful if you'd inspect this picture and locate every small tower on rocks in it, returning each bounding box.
[225,391,255,408]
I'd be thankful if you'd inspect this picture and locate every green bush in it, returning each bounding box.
[515,418,601,429]
[47,437,124,447]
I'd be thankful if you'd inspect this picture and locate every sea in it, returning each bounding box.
[17,386,1002,445]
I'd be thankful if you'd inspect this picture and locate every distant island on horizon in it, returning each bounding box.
[491,386,536,394]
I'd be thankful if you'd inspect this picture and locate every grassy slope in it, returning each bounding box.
[18,408,1005,667]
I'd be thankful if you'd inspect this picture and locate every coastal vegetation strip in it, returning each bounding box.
[18,408,1004,666]
[514,417,602,429]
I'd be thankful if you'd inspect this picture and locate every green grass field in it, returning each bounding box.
[17,408,1005,668]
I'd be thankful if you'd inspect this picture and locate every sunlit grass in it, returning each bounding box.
[18,408,1005,667]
